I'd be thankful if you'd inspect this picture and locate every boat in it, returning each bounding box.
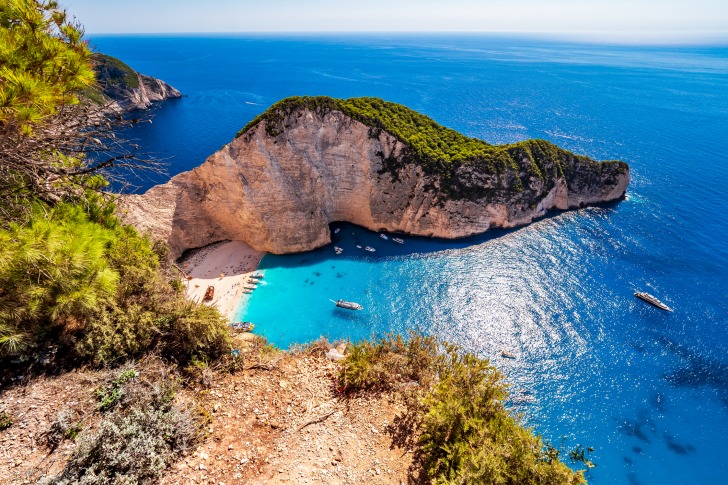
[392,237,404,244]
[334,228,340,234]
[229,321,254,332]
[356,244,362,249]
[634,292,673,311]
[203,285,215,301]
[330,299,363,311]
[242,289,253,294]
[501,351,517,359]
[364,246,376,252]
[244,283,257,290]
[380,234,388,240]
[334,246,343,254]
[250,272,264,279]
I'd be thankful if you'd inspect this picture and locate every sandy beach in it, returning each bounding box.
[179,240,264,320]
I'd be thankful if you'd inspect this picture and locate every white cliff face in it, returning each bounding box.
[109,74,182,111]
[121,109,629,258]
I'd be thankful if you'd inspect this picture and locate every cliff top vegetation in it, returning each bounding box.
[237,96,628,186]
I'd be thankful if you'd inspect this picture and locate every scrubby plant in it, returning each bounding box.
[46,373,200,485]
[0,202,119,356]
[339,332,442,392]
[96,368,138,412]
[339,335,587,484]
[419,350,585,484]
[0,198,231,366]
[0,410,12,430]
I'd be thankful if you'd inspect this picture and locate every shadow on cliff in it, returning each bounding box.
[257,201,623,271]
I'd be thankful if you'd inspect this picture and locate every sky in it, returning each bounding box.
[66,0,728,43]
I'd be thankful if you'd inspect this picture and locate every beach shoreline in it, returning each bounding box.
[178,240,264,321]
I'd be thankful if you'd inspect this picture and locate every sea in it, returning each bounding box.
[90,34,728,484]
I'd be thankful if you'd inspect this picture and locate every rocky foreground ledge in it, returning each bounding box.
[121,96,629,257]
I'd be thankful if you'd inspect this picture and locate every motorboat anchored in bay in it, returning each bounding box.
[392,237,404,244]
[330,299,363,310]
[634,292,673,311]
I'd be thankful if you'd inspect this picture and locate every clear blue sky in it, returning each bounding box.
[66,0,727,43]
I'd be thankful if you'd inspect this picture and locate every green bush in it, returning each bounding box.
[339,335,586,485]
[96,369,138,412]
[339,332,442,392]
[420,350,585,485]
[0,411,12,430]
[0,199,230,366]
[0,203,120,356]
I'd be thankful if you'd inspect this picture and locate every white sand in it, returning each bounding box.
[179,241,264,320]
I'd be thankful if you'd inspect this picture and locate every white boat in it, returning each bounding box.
[330,299,363,311]
[334,246,343,254]
[392,237,404,244]
[250,272,264,279]
[334,228,340,234]
[356,245,362,249]
[380,234,388,240]
[634,292,673,311]
[364,246,376,252]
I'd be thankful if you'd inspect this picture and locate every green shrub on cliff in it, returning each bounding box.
[0,197,230,366]
[237,96,626,188]
[340,335,587,485]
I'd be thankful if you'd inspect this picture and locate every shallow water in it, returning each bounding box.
[92,34,728,484]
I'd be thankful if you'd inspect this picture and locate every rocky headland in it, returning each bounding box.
[121,96,629,258]
[87,53,181,111]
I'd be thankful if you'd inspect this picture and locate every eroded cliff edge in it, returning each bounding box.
[88,53,181,111]
[121,97,629,257]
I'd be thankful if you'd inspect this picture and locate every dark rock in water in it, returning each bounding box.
[619,421,651,443]
[627,471,645,485]
[663,431,696,455]
[655,334,728,405]
[618,409,656,444]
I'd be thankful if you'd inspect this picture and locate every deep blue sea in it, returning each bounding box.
[91,34,728,484]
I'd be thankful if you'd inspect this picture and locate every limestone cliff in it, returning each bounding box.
[121,97,629,257]
[88,53,181,111]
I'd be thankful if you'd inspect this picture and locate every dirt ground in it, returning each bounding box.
[161,343,415,485]
[0,367,111,484]
[0,340,418,485]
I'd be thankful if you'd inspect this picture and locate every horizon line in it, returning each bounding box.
[83,30,728,46]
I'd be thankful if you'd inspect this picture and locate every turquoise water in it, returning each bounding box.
[92,35,728,484]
